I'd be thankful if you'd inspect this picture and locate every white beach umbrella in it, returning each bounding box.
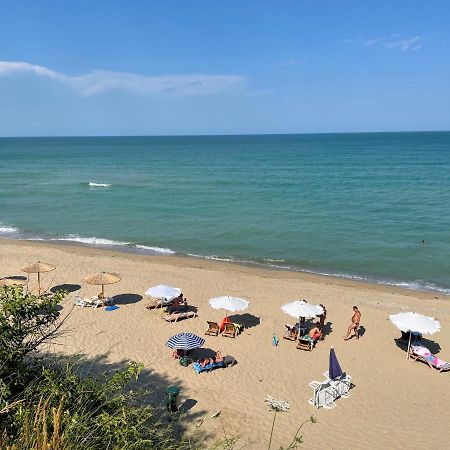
[389,312,441,359]
[282,300,324,320]
[209,296,249,317]
[282,300,324,340]
[145,284,181,299]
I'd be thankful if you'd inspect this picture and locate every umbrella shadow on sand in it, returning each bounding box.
[227,313,260,329]
[188,347,217,360]
[51,284,81,293]
[322,321,333,337]
[113,293,143,305]
[394,337,441,355]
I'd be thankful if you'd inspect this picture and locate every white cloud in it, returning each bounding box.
[364,35,423,52]
[0,60,245,96]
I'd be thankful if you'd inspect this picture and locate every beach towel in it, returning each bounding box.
[193,361,226,374]
[412,345,449,369]
[105,305,119,311]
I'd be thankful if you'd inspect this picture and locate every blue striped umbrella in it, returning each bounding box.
[166,333,205,350]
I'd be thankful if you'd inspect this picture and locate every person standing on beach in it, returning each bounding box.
[344,306,361,340]
[318,304,327,340]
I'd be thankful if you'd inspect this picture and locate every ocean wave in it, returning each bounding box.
[134,244,175,254]
[51,235,127,246]
[0,225,18,233]
[89,182,111,187]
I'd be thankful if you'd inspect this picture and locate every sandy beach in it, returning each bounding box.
[1,238,450,449]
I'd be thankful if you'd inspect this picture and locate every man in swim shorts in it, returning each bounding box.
[344,305,361,340]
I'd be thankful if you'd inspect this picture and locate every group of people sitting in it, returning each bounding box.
[166,294,189,314]
[147,293,189,311]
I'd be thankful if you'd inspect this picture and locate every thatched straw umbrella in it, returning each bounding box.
[84,272,121,299]
[21,261,56,295]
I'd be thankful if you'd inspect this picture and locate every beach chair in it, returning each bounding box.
[283,324,298,341]
[222,323,238,338]
[323,371,353,398]
[308,380,338,409]
[409,345,450,373]
[162,311,197,323]
[75,296,89,307]
[205,321,220,336]
[297,336,316,351]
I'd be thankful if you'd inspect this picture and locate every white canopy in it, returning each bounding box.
[145,284,181,299]
[389,311,440,360]
[282,300,324,319]
[389,312,440,335]
[209,296,249,313]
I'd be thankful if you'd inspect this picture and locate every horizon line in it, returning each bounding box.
[0,129,449,139]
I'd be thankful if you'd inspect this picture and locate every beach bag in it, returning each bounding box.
[179,356,191,367]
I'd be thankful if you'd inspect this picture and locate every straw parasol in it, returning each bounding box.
[84,272,121,298]
[21,261,56,295]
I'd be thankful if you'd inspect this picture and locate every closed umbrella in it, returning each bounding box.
[166,333,205,350]
[389,312,440,359]
[146,284,181,300]
[329,347,343,380]
[21,261,56,295]
[84,272,121,298]
[209,296,249,318]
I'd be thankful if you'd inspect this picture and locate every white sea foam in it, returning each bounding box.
[134,244,176,254]
[89,182,111,187]
[51,235,176,254]
[0,225,18,233]
[51,235,127,246]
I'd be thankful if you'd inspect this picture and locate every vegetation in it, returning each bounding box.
[0,286,314,449]
[0,286,198,449]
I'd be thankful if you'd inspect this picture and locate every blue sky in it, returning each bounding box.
[0,0,449,136]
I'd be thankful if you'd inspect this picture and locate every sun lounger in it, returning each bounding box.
[410,345,450,373]
[297,335,319,351]
[222,322,240,338]
[283,324,298,341]
[162,311,197,322]
[146,297,174,310]
[193,360,226,374]
[205,321,220,336]
[75,296,89,307]
[308,380,338,409]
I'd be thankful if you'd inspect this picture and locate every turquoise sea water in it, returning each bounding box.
[0,132,449,294]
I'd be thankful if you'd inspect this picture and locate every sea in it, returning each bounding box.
[0,132,449,294]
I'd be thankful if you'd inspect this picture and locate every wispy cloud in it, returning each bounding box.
[363,35,423,51]
[0,60,246,96]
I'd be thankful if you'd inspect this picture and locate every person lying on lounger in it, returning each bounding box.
[198,351,223,368]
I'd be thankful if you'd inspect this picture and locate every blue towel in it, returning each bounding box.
[193,361,225,374]
[105,305,119,311]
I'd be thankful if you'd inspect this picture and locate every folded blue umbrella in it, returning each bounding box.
[105,305,120,311]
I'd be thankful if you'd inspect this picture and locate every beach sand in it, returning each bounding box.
[1,238,450,449]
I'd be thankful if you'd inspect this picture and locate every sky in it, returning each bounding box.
[0,0,449,136]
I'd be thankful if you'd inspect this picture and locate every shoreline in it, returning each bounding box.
[2,236,448,303]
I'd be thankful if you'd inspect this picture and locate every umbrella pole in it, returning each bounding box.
[102,284,105,298]
[38,272,41,296]
[406,332,412,360]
